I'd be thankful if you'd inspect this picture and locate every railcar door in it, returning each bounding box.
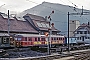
[10,36,15,47]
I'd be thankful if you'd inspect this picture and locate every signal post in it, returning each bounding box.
[45,32,50,55]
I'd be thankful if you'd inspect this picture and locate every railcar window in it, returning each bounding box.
[38,37,40,41]
[57,38,58,40]
[35,38,37,41]
[41,38,45,41]
[14,38,17,40]
[54,37,56,40]
[25,37,27,41]
[51,37,53,40]
[17,38,22,41]
[63,38,64,40]
[59,38,60,40]
[61,38,62,40]
[29,38,32,41]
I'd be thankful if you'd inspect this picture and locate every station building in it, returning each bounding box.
[0,12,60,35]
[23,14,60,35]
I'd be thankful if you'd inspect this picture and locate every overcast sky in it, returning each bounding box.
[0,0,90,14]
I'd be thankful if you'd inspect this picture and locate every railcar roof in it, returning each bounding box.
[15,34,65,37]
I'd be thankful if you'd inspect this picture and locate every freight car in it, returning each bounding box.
[14,34,65,47]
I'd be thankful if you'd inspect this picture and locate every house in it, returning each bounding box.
[0,12,38,35]
[23,14,60,35]
[73,22,90,44]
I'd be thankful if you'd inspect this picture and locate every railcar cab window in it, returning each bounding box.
[2,37,9,44]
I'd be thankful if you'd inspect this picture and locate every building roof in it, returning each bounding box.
[25,14,46,21]
[0,13,38,33]
[74,23,90,32]
[24,14,60,32]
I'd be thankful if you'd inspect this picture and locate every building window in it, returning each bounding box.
[80,37,81,40]
[88,31,90,34]
[88,37,90,39]
[85,37,87,39]
[77,37,79,40]
[84,31,87,34]
[77,31,79,34]
[80,31,83,34]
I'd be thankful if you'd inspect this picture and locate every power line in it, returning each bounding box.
[59,0,67,4]
[68,0,78,7]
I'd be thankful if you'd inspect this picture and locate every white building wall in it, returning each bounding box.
[74,28,90,44]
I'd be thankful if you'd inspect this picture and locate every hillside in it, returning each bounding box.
[18,2,90,35]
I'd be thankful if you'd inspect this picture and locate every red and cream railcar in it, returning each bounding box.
[14,34,65,47]
[51,35,65,45]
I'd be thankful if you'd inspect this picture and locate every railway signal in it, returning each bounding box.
[45,32,49,37]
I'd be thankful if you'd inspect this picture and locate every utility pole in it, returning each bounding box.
[8,10,10,35]
[68,12,70,52]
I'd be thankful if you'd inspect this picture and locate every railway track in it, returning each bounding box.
[50,44,90,53]
[0,44,90,58]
